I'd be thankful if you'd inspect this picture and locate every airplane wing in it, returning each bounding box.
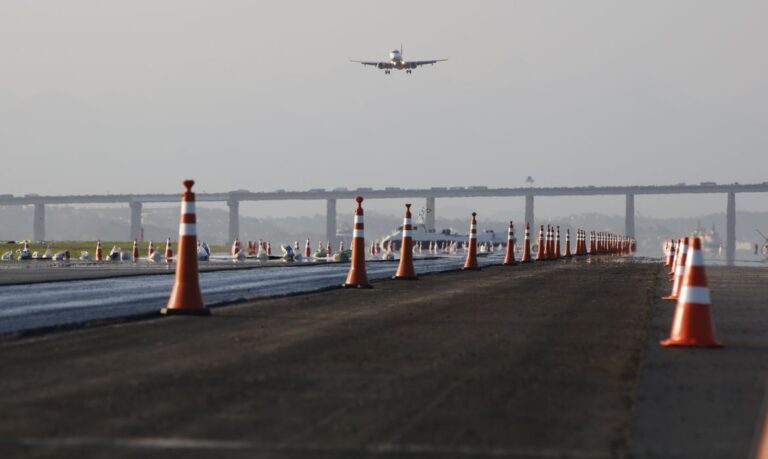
[350,60,393,68]
[408,59,448,67]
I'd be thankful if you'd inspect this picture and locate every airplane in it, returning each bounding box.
[350,45,447,74]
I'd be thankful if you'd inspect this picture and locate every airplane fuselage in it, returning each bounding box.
[388,49,411,69]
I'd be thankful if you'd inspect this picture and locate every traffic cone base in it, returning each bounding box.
[341,281,373,289]
[160,306,211,316]
[659,303,721,347]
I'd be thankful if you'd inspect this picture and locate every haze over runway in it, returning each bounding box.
[1,0,766,219]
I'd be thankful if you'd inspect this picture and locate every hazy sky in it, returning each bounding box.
[1,1,766,219]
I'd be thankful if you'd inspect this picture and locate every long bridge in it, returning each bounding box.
[2,182,767,263]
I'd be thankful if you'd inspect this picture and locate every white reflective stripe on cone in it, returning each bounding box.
[689,250,705,267]
[403,230,412,237]
[403,218,412,225]
[181,201,195,214]
[353,230,364,238]
[179,223,196,236]
[678,286,711,305]
[354,216,364,224]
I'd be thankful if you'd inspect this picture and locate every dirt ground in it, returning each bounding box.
[2,260,767,458]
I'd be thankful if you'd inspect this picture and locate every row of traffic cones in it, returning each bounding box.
[660,235,722,348]
[83,239,175,262]
[161,182,638,314]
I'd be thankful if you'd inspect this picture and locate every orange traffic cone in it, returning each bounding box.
[326,240,332,257]
[564,229,572,257]
[664,237,689,301]
[393,203,418,279]
[161,180,209,316]
[663,240,674,267]
[147,240,155,257]
[462,212,480,270]
[576,230,581,255]
[503,221,517,266]
[305,238,311,258]
[669,238,682,277]
[95,240,103,261]
[520,223,532,263]
[548,226,555,259]
[661,237,722,347]
[342,196,371,288]
[132,240,139,261]
[535,225,546,261]
[584,230,590,255]
[554,226,562,259]
[164,238,173,262]
[231,239,241,256]
[754,411,768,459]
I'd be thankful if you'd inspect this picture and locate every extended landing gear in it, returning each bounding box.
[384,70,391,74]
[406,70,412,74]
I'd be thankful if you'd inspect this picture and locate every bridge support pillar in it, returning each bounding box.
[326,198,336,244]
[625,194,635,238]
[33,203,45,241]
[425,196,436,231]
[524,194,534,229]
[130,201,143,241]
[726,192,736,265]
[228,199,240,245]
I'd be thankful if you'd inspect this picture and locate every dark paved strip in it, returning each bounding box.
[630,266,768,458]
[0,260,656,458]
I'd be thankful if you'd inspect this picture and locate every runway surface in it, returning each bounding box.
[0,254,501,335]
[1,260,766,458]
[0,258,655,458]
